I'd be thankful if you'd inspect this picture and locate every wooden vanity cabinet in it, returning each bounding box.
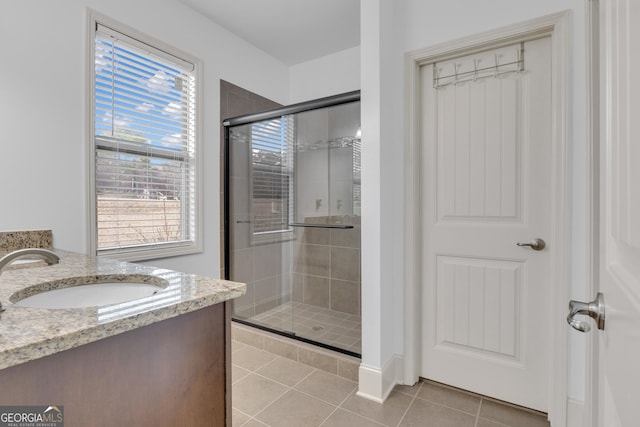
[0,302,232,427]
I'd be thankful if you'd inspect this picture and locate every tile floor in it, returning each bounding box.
[231,340,550,427]
[247,301,362,355]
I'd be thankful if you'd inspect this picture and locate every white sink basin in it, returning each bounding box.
[13,282,164,309]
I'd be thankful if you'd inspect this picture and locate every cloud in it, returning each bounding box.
[136,102,155,112]
[163,102,183,120]
[146,71,173,94]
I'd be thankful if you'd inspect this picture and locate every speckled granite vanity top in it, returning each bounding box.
[0,249,246,370]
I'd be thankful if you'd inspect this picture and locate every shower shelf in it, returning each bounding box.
[289,223,354,229]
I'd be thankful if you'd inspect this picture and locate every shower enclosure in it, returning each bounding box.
[224,91,361,356]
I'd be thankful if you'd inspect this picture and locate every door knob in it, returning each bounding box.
[567,292,605,332]
[516,238,546,251]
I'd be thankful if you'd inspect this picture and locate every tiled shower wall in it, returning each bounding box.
[232,217,362,318]
[292,103,361,316]
[293,217,361,315]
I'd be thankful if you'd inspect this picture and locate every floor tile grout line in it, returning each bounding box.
[232,347,280,373]
[335,409,389,427]
[234,407,255,427]
[474,414,517,427]
[239,412,270,427]
[247,379,295,425]
[337,387,358,406]
[287,365,319,389]
[233,359,276,375]
[395,381,424,427]
[231,367,252,385]
[252,385,343,426]
[317,405,341,427]
[237,368,358,424]
[239,416,263,427]
[333,391,393,427]
[474,397,484,427]
[331,388,389,427]
[244,362,320,390]
[411,390,485,418]
[290,382,358,408]
[232,358,311,424]
[396,380,492,425]
[254,354,310,380]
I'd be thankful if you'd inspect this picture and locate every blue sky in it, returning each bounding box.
[95,38,190,154]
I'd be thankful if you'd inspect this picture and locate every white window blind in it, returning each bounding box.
[251,116,294,235]
[94,23,198,255]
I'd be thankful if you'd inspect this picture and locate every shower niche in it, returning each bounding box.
[224,91,361,356]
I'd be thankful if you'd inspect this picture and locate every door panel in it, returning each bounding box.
[597,1,640,425]
[438,76,520,221]
[421,37,552,411]
[436,256,522,359]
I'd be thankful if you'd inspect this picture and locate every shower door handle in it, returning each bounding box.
[289,223,354,229]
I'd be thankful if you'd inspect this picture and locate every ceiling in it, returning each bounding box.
[179,0,360,66]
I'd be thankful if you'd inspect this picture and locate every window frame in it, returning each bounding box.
[86,10,203,261]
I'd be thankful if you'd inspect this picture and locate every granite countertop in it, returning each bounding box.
[0,249,246,370]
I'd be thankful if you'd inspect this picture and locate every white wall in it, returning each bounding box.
[289,46,360,103]
[0,0,289,278]
[358,0,404,401]
[359,0,589,408]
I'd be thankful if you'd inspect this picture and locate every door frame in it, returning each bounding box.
[402,11,571,426]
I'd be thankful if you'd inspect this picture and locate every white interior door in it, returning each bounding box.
[420,37,552,412]
[591,1,640,425]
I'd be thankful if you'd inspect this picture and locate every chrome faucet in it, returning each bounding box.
[0,248,60,318]
[0,248,60,274]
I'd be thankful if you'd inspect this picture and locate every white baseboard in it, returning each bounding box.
[566,398,585,427]
[357,354,403,403]
[394,354,405,385]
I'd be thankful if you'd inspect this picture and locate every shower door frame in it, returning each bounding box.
[223,90,361,357]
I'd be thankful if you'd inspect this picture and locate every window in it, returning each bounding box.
[90,17,201,260]
[250,116,294,241]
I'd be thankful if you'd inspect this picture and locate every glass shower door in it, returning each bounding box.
[290,102,361,354]
[225,94,361,356]
[227,115,295,334]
